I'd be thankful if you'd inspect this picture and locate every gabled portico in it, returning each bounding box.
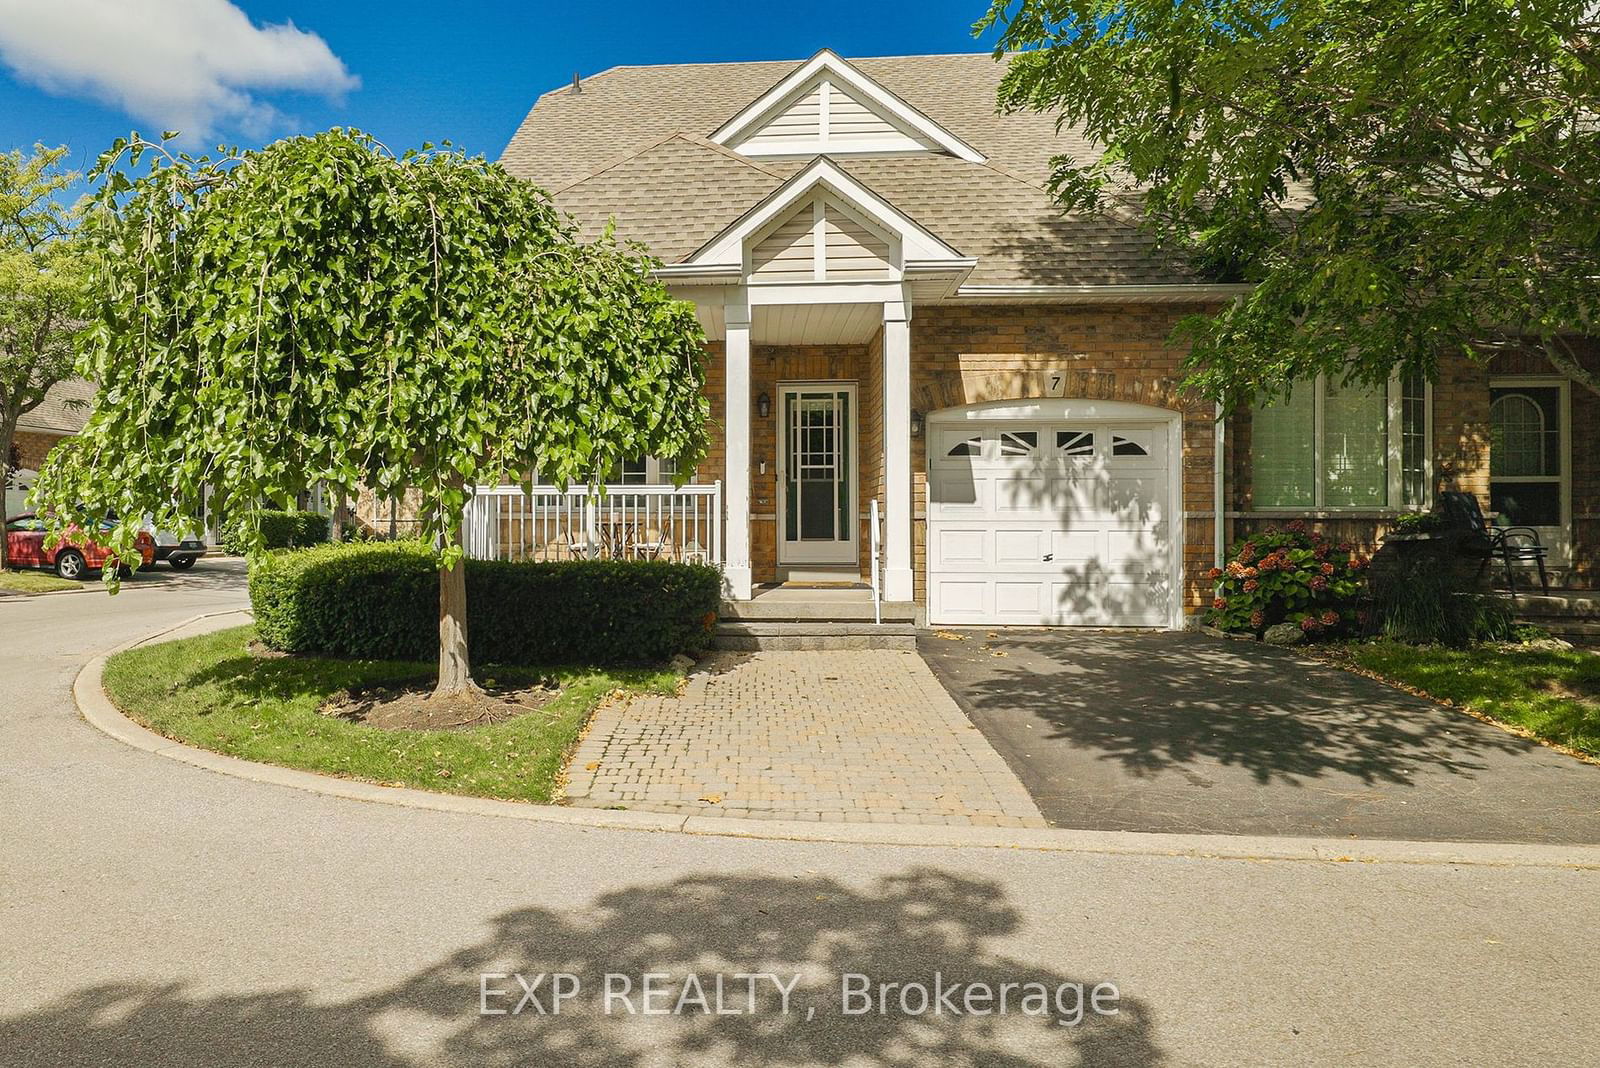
[661,157,973,601]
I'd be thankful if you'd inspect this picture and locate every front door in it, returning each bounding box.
[1489,377,1570,564]
[778,383,857,565]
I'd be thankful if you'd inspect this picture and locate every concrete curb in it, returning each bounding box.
[74,615,1600,870]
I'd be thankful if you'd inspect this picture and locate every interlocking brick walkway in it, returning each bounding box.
[563,650,1046,827]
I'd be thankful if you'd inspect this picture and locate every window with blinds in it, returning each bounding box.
[1250,374,1430,510]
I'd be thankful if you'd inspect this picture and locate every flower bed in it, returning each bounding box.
[1205,522,1368,639]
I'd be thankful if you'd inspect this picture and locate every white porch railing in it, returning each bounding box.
[463,482,722,566]
[869,497,882,624]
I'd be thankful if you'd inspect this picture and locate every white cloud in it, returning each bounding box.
[0,0,359,139]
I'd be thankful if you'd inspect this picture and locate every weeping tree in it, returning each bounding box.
[34,130,708,698]
[982,0,1600,405]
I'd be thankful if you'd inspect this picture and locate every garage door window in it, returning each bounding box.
[1111,434,1149,457]
[1251,373,1429,510]
[1056,430,1094,456]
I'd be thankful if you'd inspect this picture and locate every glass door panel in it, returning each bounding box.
[779,385,856,564]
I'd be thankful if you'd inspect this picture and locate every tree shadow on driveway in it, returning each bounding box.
[0,868,1159,1067]
[921,630,1600,842]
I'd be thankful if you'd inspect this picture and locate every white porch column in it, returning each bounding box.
[882,299,914,602]
[722,290,754,600]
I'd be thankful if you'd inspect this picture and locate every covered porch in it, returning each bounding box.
[699,287,917,603]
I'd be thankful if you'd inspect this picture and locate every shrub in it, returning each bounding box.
[222,509,331,554]
[250,540,722,665]
[1369,551,1515,646]
[1205,521,1367,639]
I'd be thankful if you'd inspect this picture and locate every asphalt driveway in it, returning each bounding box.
[920,629,1600,844]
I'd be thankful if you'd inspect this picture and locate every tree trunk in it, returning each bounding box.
[0,412,17,572]
[433,528,480,700]
[331,490,346,543]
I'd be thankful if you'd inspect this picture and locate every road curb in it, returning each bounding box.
[74,616,1600,870]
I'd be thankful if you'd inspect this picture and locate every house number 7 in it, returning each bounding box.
[1045,372,1066,398]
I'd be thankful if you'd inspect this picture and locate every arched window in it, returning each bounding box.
[1490,394,1547,477]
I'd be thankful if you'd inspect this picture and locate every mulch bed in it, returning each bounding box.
[318,678,561,732]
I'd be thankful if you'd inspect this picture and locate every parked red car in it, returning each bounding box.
[3,513,156,580]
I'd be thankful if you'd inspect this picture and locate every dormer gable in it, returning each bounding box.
[682,157,972,280]
[709,49,986,162]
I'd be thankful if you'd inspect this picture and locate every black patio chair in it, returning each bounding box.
[1438,491,1551,595]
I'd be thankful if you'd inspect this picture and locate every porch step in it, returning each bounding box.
[721,599,918,623]
[713,621,918,651]
[1529,620,1600,642]
[1513,593,1600,619]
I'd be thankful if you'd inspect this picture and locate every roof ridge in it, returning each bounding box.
[587,50,997,73]
[532,51,1007,102]
[548,131,784,196]
[671,133,790,180]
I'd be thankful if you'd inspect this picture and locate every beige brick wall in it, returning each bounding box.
[9,429,68,474]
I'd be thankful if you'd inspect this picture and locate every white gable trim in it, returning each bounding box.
[685,156,970,272]
[709,49,986,163]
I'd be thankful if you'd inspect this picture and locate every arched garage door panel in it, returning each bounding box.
[927,420,1174,627]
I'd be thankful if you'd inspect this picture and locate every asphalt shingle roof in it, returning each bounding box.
[500,52,1191,286]
[17,378,95,435]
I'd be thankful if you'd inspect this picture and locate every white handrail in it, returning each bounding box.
[869,498,882,625]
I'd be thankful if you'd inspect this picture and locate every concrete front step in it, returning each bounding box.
[1531,620,1600,641]
[720,599,917,623]
[714,621,918,651]
[1514,593,1600,619]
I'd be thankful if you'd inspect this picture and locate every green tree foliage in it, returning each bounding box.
[981,0,1600,404]
[35,129,708,694]
[0,145,90,568]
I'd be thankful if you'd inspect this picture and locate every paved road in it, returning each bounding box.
[922,629,1600,843]
[4,568,1600,1066]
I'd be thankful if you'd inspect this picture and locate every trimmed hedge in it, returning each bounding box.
[223,510,331,554]
[250,540,722,665]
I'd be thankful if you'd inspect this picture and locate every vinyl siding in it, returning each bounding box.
[822,200,891,280]
[750,208,817,281]
[739,85,823,149]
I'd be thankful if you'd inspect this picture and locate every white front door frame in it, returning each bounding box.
[1488,374,1572,565]
[777,381,860,567]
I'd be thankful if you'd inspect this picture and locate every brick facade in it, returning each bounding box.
[345,308,1598,603]
[9,429,69,474]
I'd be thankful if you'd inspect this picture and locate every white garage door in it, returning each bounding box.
[927,419,1174,627]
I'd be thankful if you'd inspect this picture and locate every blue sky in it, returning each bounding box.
[0,0,1003,175]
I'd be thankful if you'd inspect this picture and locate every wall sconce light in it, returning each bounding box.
[910,411,924,437]
[757,392,771,419]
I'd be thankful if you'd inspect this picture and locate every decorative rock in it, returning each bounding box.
[1262,622,1305,646]
[1199,624,1255,641]
[669,654,697,673]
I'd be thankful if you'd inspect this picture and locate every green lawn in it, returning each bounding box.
[0,569,82,593]
[1346,640,1600,758]
[102,625,681,802]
